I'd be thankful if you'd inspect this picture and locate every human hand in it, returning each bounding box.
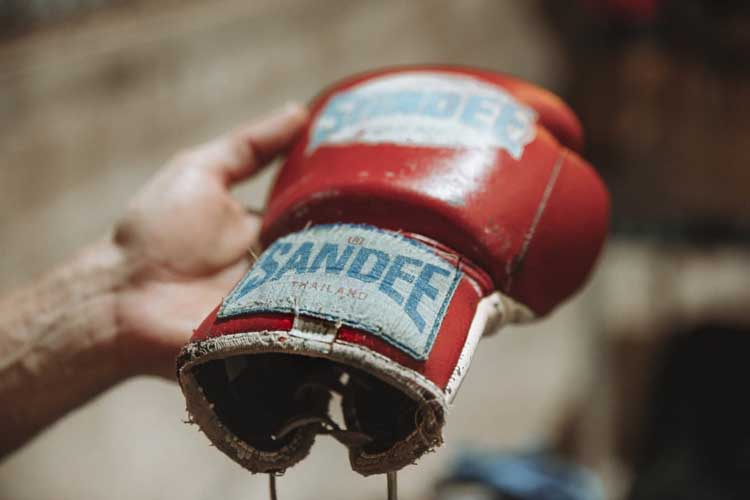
[112,103,308,379]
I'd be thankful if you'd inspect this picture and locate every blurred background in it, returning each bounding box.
[1,1,748,499]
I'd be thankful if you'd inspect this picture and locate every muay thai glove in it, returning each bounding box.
[177,66,609,477]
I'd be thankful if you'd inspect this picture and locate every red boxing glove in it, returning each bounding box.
[177,67,609,476]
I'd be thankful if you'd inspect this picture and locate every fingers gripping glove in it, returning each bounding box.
[177,67,610,476]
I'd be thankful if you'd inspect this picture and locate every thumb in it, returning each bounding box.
[194,102,309,185]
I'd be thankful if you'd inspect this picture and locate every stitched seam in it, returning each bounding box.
[505,151,566,293]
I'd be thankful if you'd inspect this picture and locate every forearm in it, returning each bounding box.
[0,238,129,457]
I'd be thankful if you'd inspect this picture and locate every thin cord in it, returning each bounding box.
[269,474,278,500]
[387,471,398,500]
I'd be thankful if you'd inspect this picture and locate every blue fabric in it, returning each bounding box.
[445,450,604,500]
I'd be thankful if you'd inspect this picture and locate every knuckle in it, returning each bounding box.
[229,131,255,164]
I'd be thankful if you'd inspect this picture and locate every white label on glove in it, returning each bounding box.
[219,224,462,360]
[307,71,537,159]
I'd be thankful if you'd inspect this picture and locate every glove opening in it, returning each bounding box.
[192,352,422,459]
[342,367,420,455]
[193,353,331,453]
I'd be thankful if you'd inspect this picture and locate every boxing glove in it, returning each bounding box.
[177,66,609,477]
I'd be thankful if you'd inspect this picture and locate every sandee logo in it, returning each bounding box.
[308,72,537,159]
[219,224,462,360]
[238,239,451,335]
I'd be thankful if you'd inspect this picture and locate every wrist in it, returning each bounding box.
[0,235,136,455]
[62,235,136,382]
[107,234,184,380]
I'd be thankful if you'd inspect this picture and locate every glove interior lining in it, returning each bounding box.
[192,353,420,456]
